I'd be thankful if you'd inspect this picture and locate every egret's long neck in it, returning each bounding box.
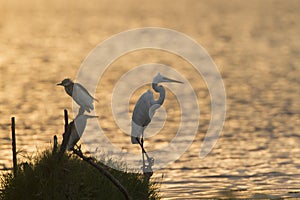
[152,83,165,105]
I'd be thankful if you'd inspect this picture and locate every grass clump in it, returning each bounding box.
[0,149,160,200]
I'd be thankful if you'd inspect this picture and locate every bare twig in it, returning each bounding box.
[72,147,131,200]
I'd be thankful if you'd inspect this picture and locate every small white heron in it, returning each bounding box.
[65,114,98,151]
[57,78,98,114]
[131,73,183,154]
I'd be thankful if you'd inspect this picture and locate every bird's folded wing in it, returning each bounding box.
[76,83,98,101]
[73,84,95,110]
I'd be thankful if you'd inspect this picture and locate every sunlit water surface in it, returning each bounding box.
[1,0,300,199]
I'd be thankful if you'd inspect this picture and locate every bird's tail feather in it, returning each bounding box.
[93,97,99,102]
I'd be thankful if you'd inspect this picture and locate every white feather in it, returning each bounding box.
[66,115,97,150]
[131,90,161,144]
[72,83,94,112]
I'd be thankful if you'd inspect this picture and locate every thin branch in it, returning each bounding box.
[72,147,131,200]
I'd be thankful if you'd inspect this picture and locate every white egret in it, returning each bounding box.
[131,73,183,154]
[65,114,98,151]
[57,78,98,114]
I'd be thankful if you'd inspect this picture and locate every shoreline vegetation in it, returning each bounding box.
[0,149,160,200]
[0,112,160,200]
[0,148,160,200]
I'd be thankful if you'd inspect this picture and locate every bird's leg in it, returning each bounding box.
[142,150,146,172]
[136,136,150,161]
[140,135,146,172]
[141,137,144,149]
[140,136,151,161]
[136,138,147,154]
[141,133,147,172]
[135,137,154,174]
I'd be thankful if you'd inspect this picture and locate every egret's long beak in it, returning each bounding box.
[162,76,183,84]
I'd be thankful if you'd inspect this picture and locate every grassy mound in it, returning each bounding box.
[0,150,160,200]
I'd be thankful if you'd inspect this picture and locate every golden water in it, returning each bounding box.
[0,0,300,198]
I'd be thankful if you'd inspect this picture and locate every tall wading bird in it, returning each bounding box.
[131,73,183,160]
[57,78,98,114]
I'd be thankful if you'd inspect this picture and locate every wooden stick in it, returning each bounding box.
[72,147,131,200]
[64,109,68,133]
[11,117,17,176]
[52,135,58,154]
[58,110,71,160]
